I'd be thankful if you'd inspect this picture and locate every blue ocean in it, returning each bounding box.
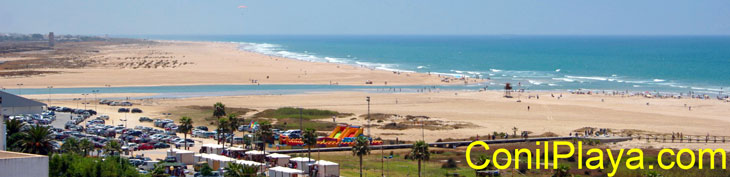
[123,35,730,95]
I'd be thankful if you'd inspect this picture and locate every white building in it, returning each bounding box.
[0,91,47,116]
[0,150,49,177]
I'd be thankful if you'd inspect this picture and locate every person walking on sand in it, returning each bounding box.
[527,106,530,111]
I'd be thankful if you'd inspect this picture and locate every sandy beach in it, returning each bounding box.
[28,89,730,144]
[0,40,479,88]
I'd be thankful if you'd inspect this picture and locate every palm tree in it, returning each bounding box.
[4,119,24,135]
[218,118,230,147]
[61,137,81,154]
[351,136,370,177]
[227,114,240,148]
[18,125,53,155]
[213,102,227,118]
[302,128,317,161]
[255,121,273,151]
[79,138,94,157]
[553,164,571,177]
[409,140,430,177]
[179,116,194,150]
[5,119,25,150]
[224,162,258,177]
[104,140,122,156]
[473,154,494,176]
[151,163,169,177]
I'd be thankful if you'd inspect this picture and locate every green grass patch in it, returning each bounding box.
[254,107,352,120]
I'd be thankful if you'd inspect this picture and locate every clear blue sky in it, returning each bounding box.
[1,0,729,35]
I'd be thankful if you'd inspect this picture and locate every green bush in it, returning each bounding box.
[50,153,139,177]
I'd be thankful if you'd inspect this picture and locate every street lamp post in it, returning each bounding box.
[299,108,303,132]
[47,86,53,105]
[82,93,89,109]
[92,90,99,110]
[366,96,370,138]
[16,83,23,95]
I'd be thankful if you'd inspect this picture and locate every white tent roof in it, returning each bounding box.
[290,157,315,162]
[266,153,291,158]
[236,160,263,166]
[227,146,246,151]
[168,148,194,154]
[245,150,268,155]
[202,144,224,148]
[269,166,304,173]
[200,153,234,161]
[314,160,338,166]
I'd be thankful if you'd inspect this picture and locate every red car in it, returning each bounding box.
[138,143,155,150]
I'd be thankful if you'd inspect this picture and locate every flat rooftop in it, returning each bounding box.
[0,150,47,159]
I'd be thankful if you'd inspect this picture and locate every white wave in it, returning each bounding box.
[452,70,464,74]
[555,69,561,72]
[490,69,502,72]
[527,80,543,85]
[416,66,427,69]
[633,85,641,88]
[552,78,575,82]
[565,75,608,81]
[548,83,558,86]
[653,79,665,82]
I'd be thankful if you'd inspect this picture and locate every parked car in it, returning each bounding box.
[154,142,170,149]
[97,115,109,120]
[138,117,153,122]
[174,139,195,148]
[195,126,208,131]
[118,108,130,113]
[131,108,143,113]
[138,143,155,150]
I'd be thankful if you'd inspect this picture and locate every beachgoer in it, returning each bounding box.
[527,106,530,111]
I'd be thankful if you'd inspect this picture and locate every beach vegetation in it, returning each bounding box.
[254,107,350,119]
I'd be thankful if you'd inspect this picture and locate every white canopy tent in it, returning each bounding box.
[266,153,291,167]
[313,160,340,177]
[268,166,304,177]
[289,157,315,174]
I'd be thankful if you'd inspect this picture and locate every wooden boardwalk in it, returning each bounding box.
[269,136,633,154]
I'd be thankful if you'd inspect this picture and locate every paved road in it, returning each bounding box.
[50,112,74,129]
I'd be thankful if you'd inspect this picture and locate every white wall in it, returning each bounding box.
[0,155,49,177]
[0,120,5,151]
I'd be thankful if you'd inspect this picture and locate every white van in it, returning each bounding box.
[139,160,160,171]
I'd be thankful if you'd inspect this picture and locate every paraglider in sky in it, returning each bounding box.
[238,5,247,8]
